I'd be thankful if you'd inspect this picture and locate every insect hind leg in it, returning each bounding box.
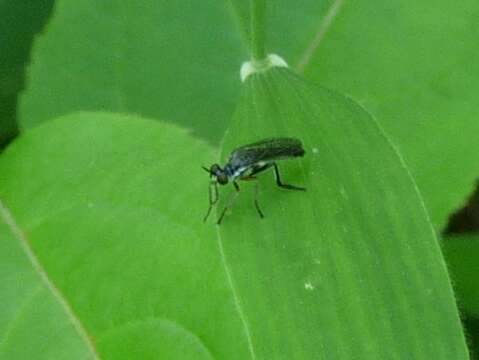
[273,163,306,191]
[238,173,265,220]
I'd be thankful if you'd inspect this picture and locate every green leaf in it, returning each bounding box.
[2,85,470,357]
[442,234,479,318]
[20,0,479,232]
[229,0,334,63]
[0,113,250,359]
[0,208,97,360]
[302,0,479,230]
[18,0,245,143]
[216,68,468,358]
[18,0,335,144]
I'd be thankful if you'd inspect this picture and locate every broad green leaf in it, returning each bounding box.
[18,0,334,144]
[0,210,97,359]
[216,67,468,359]
[0,113,250,359]
[302,0,479,230]
[442,234,479,318]
[18,0,245,143]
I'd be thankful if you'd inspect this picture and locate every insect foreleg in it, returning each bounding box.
[203,181,219,222]
[217,181,240,225]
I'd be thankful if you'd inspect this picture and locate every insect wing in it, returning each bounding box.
[228,138,305,168]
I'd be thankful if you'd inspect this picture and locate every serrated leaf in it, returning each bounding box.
[0,113,250,359]
[214,68,468,359]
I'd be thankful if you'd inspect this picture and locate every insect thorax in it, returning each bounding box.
[225,161,270,181]
[224,163,247,181]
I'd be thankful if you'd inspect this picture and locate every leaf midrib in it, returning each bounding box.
[295,0,344,73]
[0,199,101,360]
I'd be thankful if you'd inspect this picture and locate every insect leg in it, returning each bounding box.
[217,181,240,225]
[253,180,264,218]
[273,163,306,191]
[203,181,219,222]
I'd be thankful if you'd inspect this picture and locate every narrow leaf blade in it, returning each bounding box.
[216,68,468,359]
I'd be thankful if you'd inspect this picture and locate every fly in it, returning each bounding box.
[202,137,306,224]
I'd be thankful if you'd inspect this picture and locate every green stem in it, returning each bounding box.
[250,0,266,61]
[227,0,250,51]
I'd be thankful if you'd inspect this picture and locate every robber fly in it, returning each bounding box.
[202,137,306,224]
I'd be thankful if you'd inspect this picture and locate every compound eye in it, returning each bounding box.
[217,174,228,185]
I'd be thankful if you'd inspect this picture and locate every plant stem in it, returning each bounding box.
[250,0,266,61]
[227,0,250,52]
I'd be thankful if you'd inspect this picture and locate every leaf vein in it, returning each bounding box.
[0,199,101,360]
[295,0,344,73]
[215,227,257,360]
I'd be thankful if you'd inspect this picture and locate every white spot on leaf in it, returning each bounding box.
[304,282,315,291]
[339,186,348,199]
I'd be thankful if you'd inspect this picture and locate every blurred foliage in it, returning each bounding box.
[0,0,54,149]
